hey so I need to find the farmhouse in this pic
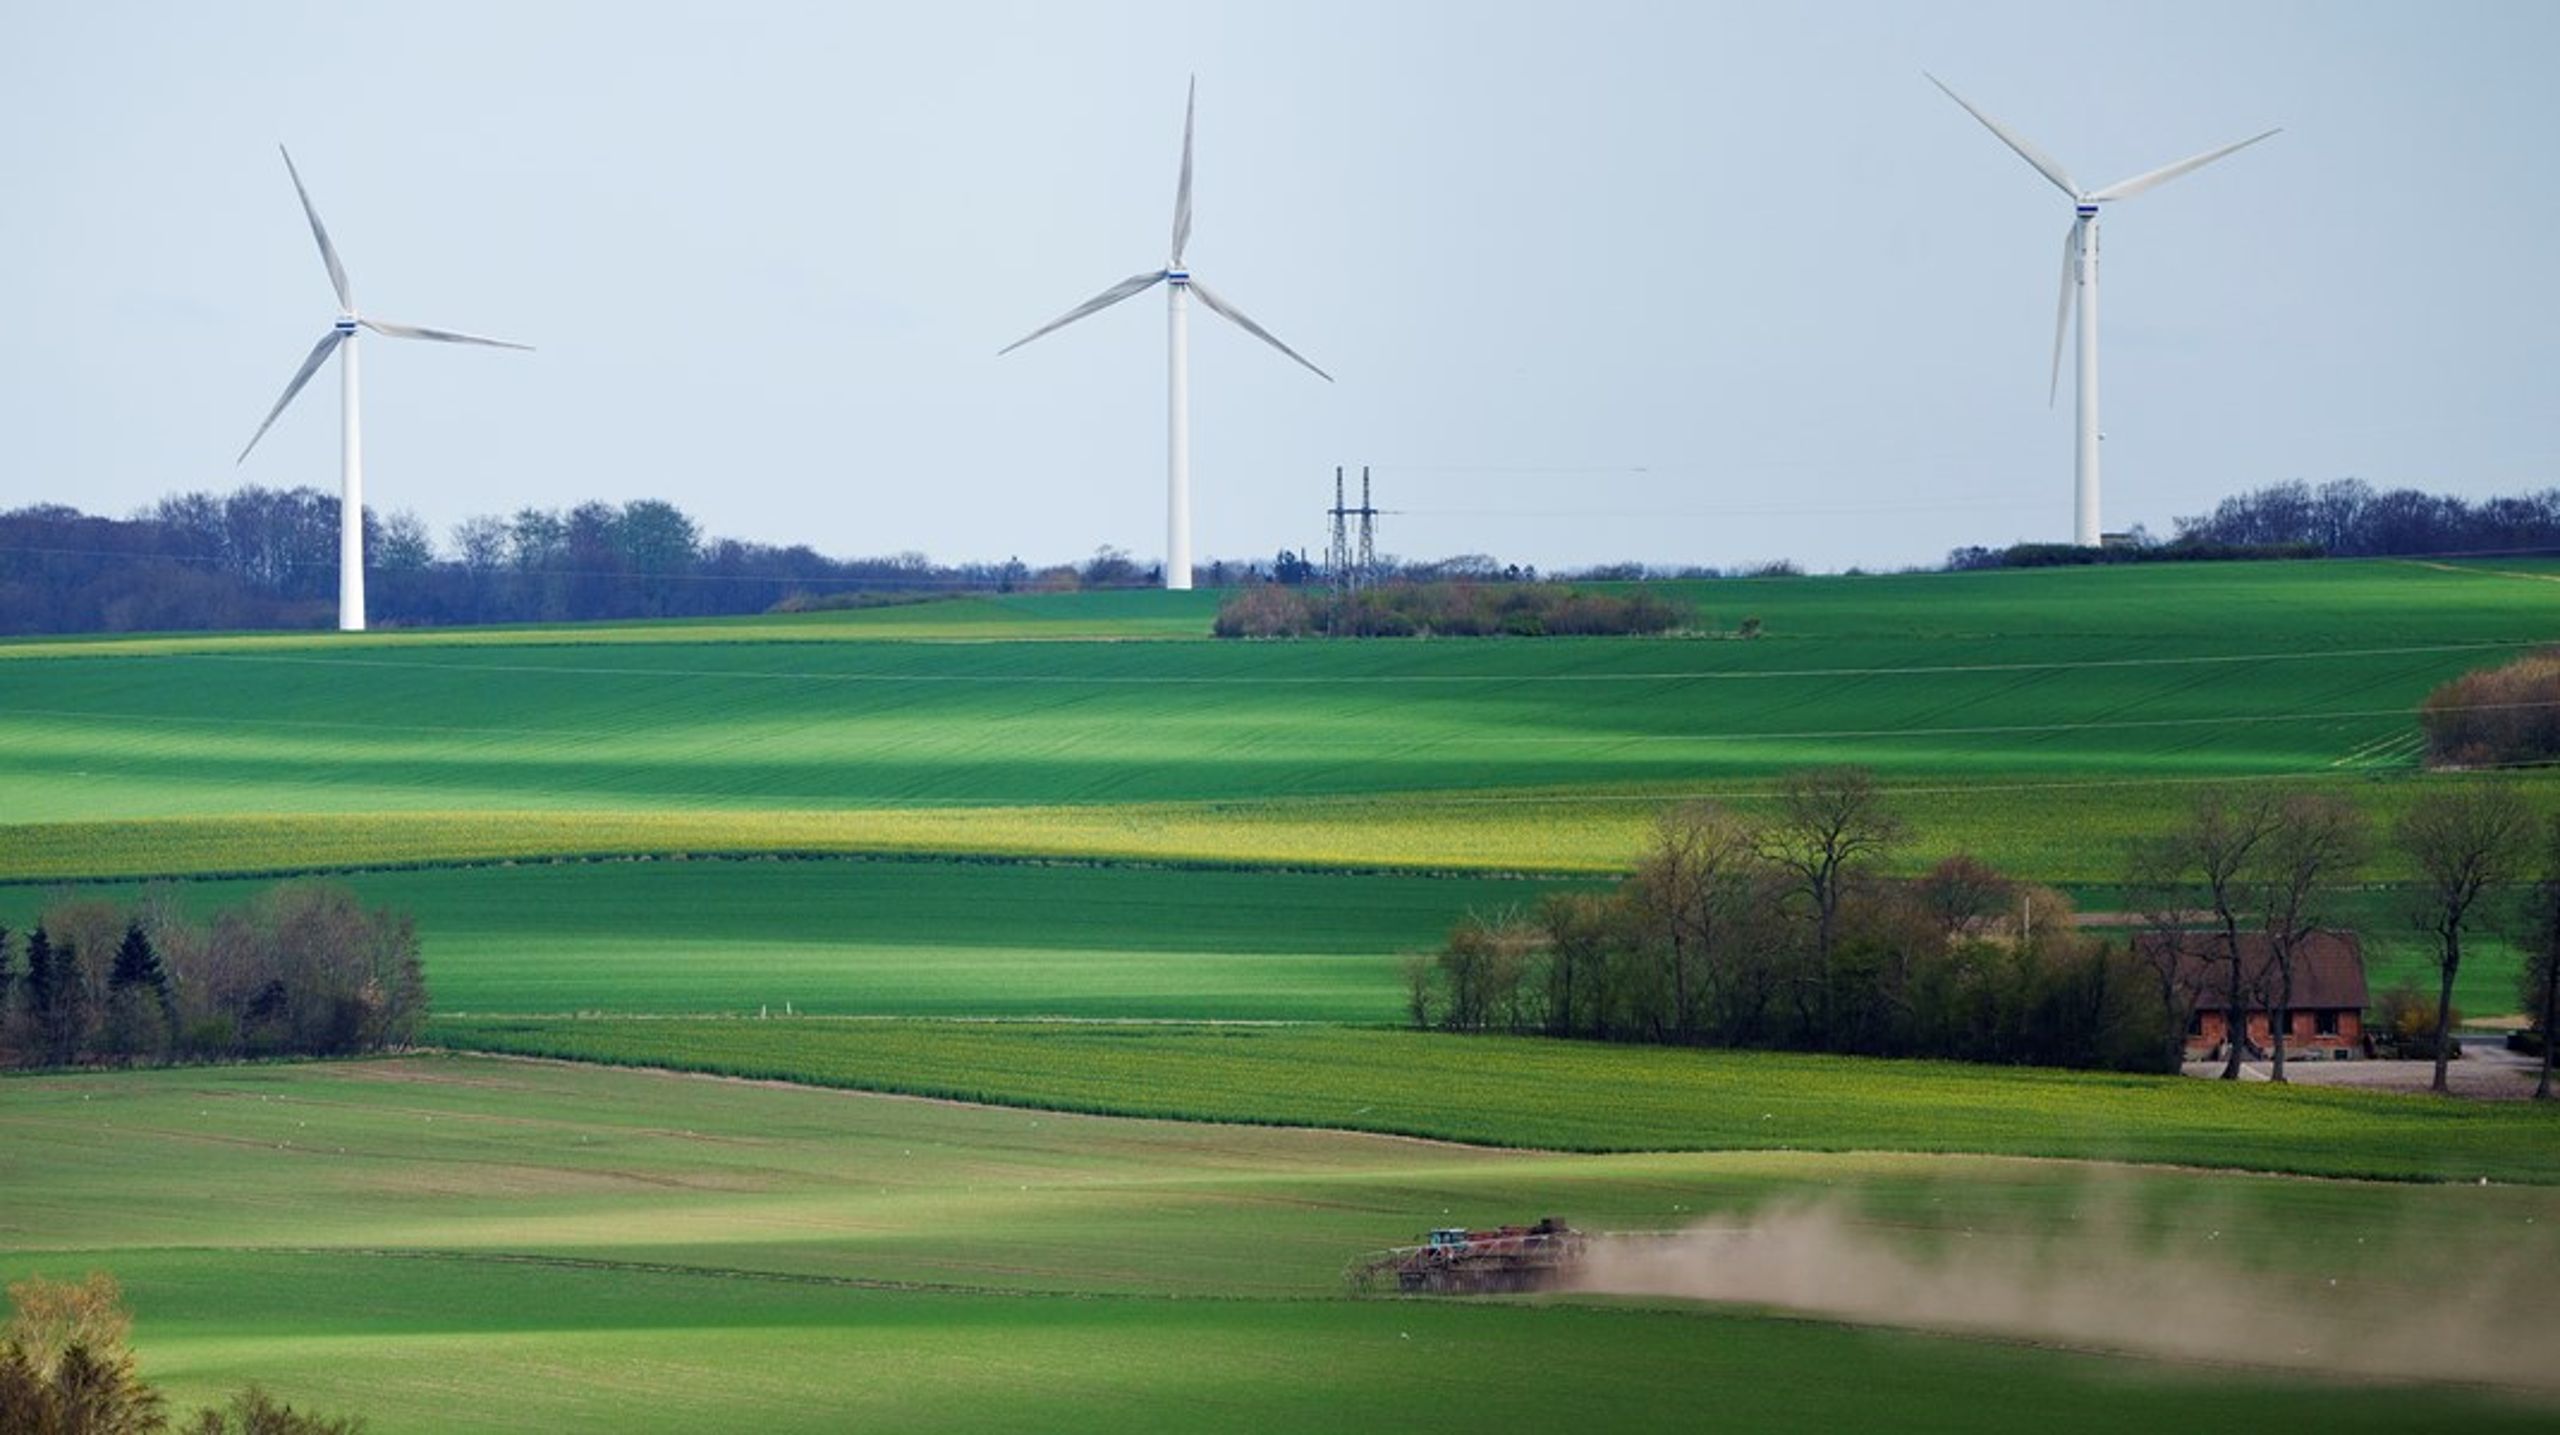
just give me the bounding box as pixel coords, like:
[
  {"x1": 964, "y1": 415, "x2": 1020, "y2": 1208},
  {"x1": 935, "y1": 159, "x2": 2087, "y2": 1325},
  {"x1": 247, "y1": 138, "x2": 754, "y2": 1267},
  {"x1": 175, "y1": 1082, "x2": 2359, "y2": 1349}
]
[{"x1": 2141, "y1": 931, "x2": 2370, "y2": 1061}]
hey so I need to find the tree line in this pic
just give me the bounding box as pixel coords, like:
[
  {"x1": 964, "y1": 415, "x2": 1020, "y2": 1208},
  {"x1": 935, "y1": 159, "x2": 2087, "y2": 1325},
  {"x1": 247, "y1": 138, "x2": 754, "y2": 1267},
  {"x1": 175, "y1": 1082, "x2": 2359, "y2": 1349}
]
[
  {"x1": 0, "y1": 491, "x2": 1165, "y2": 634},
  {"x1": 2170, "y1": 479, "x2": 2560, "y2": 557},
  {"x1": 1945, "y1": 480, "x2": 2560, "y2": 570},
  {"x1": 0, "y1": 483, "x2": 1725, "y2": 639},
  {"x1": 1412, "y1": 768, "x2": 2560, "y2": 1096},
  {"x1": 0, "y1": 882, "x2": 424, "y2": 1069},
  {"x1": 1410, "y1": 768, "x2": 2171, "y2": 1071}
]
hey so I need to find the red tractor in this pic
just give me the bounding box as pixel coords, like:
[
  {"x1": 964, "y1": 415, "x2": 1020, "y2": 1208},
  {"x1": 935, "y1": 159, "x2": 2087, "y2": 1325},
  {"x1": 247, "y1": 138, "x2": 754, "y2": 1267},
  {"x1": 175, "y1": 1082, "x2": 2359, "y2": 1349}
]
[{"x1": 1348, "y1": 1217, "x2": 1586, "y2": 1295}]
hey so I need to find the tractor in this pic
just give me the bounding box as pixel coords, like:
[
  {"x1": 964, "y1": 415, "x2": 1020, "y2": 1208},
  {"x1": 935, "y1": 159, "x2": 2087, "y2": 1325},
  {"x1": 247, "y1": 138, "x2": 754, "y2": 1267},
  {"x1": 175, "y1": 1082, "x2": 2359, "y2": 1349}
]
[{"x1": 1347, "y1": 1217, "x2": 1586, "y2": 1295}]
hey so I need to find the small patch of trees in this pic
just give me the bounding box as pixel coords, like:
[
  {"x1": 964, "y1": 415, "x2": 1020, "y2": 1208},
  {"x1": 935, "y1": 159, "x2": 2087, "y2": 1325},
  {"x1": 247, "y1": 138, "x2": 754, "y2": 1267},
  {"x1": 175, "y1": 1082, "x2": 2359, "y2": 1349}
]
[
  {"x1": 2417, "y1": 648, "x2": 2560, "y2": 769},
  {"x1": 0, "y1": 1273, "x2": 366, "y2": 1435},
  {"x1": 1214, "y1": 581, "x2": 1698, "y2": 639},
  {"x1": 0, "y1": 882, "x2": 424, "y2": 1071},
  {"x1": 1407, "y1": 772, "x2": 2169, "y2": 1071}
]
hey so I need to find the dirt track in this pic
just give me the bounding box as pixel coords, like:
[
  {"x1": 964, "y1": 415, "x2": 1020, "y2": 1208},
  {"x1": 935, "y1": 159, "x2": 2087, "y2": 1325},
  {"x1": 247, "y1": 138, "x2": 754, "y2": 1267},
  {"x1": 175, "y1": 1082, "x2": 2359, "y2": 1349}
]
[{"x1": 2183, "y1": 1041, "x2": 2550, "y2": 1100}]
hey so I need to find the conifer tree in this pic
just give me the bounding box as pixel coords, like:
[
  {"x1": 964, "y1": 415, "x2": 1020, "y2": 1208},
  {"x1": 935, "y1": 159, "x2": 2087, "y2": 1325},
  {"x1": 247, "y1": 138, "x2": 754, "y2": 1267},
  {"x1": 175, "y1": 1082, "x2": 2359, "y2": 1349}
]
[
  {"x1": 104, "y1": 923, "x2": 173, "y2": 1064},
  {"x1": 22, "y1": 928, "x2": 90, "y2": 1067}
]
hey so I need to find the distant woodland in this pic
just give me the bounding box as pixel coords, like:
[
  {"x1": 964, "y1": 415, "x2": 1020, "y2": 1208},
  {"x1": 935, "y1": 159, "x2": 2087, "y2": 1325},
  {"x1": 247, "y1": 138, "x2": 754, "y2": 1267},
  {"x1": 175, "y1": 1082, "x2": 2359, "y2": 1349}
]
[
  {"x1": 1950, "y1": 480, "x2": 2560, "y2": 569},
  {"x1": 3, "y1": 478, "x2": 2556, "y2": 635},
  {"x1": 0, "y1": 489, "x2": 1068, "y2": 633}
]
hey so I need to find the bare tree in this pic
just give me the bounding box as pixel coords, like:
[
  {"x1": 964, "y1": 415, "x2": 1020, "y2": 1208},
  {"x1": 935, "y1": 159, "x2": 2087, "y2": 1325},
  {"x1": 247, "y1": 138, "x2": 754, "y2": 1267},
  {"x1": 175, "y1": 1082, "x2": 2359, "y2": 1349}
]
[
  {"x1": 1536, "y1": 890, "x2": 1626, "y2": 1039},
  {"x1": 2251, "y1": 793, "x2": 2369, "y2": 1083},
  {"x1": 2526, "y1": 814, "x2": 2560, "y2": 1102},
  {"x1": 1629, "y1": 801, "x2": 1763, "y2": 1043},
  {"x1": 2125, "y1": 844, "x2": 2213, "y2": 1070},
  {"x1": 1756, "y1": 767, "x2": 1907, "y2": 1044},
  {"x1": 2134, "y1": 787, "x2": 2284, "y2": 1079},
  {"x1": 1435, "y1": 907, "x2": 1541, "y2": 1034},
  {"x1": 2396, "y1": 783, "x2": 2536, "y2": 1094},
  {"x1": 1915, "y1": 853, "x2": 2014, "y2": 942}
]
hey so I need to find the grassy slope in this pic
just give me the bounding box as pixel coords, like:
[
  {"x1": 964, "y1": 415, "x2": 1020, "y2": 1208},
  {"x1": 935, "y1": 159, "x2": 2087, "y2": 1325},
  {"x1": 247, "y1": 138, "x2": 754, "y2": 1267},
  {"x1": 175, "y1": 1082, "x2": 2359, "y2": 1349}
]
[
  {"x1": 427, "y1": 1018, "x2": 2560, "y2": 1183},
  {"x1": 8, "y1": 858, "x2": 2529, "y2": 1021},
  {"x1": 4, "y1": 560, "x2": 2554, "y2": 884},
  {"x1": 0, "y1": 860, "x2": 1587, "y2": 1020},
  {"x1": 8, "y1": 1058, "x2": 2552, "y2": 1433},
  {"x1": 11, "y1": 565, "x2": 2556, "y2": 1431}
]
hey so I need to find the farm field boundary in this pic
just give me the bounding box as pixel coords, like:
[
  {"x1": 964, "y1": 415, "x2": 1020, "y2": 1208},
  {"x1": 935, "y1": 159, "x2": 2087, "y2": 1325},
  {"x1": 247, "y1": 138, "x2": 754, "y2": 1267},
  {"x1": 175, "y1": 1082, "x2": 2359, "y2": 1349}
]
[{"x1": 426, "y1": 1018, "x2": 2560, "y2": 1183}]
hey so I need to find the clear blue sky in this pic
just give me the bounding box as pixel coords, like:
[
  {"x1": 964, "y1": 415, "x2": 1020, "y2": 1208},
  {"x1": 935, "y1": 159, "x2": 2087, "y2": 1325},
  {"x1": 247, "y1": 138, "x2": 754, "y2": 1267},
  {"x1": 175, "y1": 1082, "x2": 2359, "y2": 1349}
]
[{"x1": 2, "y1": 1, "x2": 2552, "y2": 573}]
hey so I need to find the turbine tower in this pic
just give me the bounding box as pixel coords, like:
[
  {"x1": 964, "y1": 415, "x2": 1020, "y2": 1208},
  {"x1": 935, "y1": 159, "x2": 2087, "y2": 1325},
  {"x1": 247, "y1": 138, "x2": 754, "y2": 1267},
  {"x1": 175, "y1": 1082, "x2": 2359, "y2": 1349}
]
[
  {"x1": 238, "y1": 146, "x2": 530, "y2": 631},
  {"x1": 1001, "y1": 79, "x2": 1330, "y2": 591},
  {"x1": 1928, "y1": 76, "x2": 2276, "y2": 547}
]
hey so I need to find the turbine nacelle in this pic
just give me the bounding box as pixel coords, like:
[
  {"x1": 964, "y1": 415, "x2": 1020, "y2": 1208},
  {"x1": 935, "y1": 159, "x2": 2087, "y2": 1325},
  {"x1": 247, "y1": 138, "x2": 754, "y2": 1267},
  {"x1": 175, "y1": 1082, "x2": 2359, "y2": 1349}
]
[{"x1": 333, "y1": 315, "x2": 360, "y2": 335}]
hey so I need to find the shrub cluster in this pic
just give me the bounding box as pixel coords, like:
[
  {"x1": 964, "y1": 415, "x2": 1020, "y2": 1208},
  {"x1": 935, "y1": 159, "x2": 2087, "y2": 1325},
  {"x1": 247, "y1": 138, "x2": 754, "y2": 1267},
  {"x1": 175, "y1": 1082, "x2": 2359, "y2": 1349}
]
[
  {"x1": 1, "y1": 1273, "x2": 365, "y2": 1435},
  {"x1": 1215, "y1": 581, "x2": 1697, "y2": 639},
  {"x1": 0, "y1": 882, "x2": 425, "y2": 1070},
  {"x1": 2418, "y1": 648, "x2": 2560, "y2": 768}
]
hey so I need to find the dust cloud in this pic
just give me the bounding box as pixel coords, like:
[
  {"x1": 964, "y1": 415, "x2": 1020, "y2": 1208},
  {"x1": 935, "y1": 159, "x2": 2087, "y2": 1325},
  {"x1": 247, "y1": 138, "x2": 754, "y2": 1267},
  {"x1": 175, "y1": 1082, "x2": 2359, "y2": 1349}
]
[{"x1": 1570, "y1": 1196, "x2": 2558, "y2": 1394}]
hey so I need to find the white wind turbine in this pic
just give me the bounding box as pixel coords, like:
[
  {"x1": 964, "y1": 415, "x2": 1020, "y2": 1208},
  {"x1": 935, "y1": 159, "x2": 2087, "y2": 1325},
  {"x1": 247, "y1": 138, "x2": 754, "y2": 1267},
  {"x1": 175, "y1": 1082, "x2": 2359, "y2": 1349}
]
[
  {"x1": 1928, "y1": 76, "x2": 2277, "y2": 548},
  {"x1": 237, "y1": 146, "x2": 530, "y2": 631},
  {"x1": 1001, "y1": 79, "x2": 1331, "y2": 591}
]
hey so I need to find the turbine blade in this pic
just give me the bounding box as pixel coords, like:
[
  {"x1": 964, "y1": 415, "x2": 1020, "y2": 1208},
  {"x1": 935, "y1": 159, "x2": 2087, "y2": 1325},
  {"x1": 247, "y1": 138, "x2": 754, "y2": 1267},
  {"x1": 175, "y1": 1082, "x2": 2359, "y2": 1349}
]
[
  {"x1": 1925, "y1": 73, "x2": 2080, "y2": 198},
  {"x1": 2050, "y1": 219, "x2": 2079, "y2": 407},
  {"x1": 998, "y1": 270, "x2": 1167, "y2": 355},
  {"x1": 1171, "y1": 76, "x2": 1197, "y2": 266},
  {"x1": 2088, "y1": 128, "x2": 2281, "y2": 203},
  {"x1": 1187, "y1": 279, "x2": 1332, "y2": 382},
  {"x1": 237, "y1": 329, "x2": 346, "y2": 463},
  {"x1": 361, "y1": 317, "x2": 533, "y2": 350},
  {"x1": 279, "y1": 146, "x2": 353, "y2": 310}
]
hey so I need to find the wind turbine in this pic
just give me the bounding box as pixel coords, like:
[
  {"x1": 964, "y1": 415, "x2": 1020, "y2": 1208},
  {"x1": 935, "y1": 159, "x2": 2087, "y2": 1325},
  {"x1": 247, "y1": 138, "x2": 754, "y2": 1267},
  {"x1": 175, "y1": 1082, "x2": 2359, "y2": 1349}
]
[
  {"x1": 1928, "y1": 75, "x2": 2276, "y2": 548},
  {"x1": 1001, "y1": 78, "x2": 1331, "y2": 591},
  {"x1": 238, "y1": 146, "x2": 529, "y2": 631}
]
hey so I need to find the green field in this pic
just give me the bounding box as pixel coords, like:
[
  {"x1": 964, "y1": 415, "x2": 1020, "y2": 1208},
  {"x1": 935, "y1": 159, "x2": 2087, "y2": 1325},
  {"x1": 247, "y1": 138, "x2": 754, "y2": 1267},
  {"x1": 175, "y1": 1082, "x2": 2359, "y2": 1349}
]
[
  {"x1": 428, "y1": 1017, "x2": 2560, "y2": 1182},
  {"x1": 3, "y1": 859, "x2": 2529, "y2": 1025},
  {"x1": 4, "y1": 561, "x2": 2555, "y2": 884},
  {"x1": 0, "y1": 860, "x2": 1584, "y2": 1020},
  {"x1": 7, "y1": 1058, "x2": 2554, "y2": 1432},
  {"x1": 9, "y1": 561, "x2": 2560, "y2": 1430}
]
